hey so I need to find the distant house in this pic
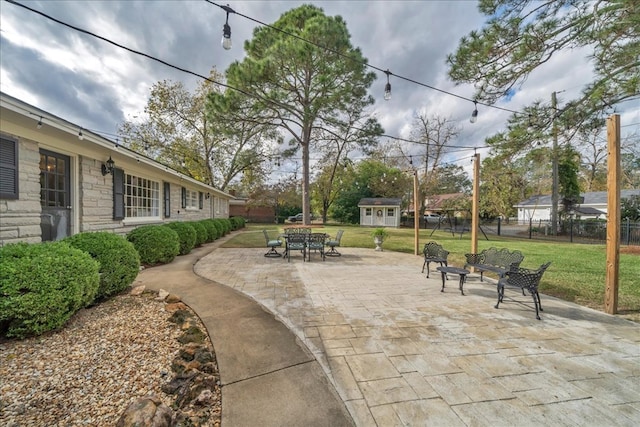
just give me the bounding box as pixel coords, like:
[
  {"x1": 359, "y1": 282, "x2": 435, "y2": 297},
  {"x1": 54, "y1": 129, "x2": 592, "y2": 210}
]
[
  {"x1": 0, "y1": 92, "x2": 233, "y2": 245},
  {"x1": 514, "y1": 190, "x2": 640, "y2": 222},
  {"x1": 358, "y1": 198, "x2": 401, "y2": 228}
]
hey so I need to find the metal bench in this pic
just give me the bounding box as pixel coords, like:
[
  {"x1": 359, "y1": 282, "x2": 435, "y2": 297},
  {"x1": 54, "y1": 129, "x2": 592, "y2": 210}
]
[
  {"x1": 464, "y1": 247, "x2": 524, "y2": 281},
  {"x1": 495, "y1": 262, "x2": 552, "y2": 320},
  {"x1": 421, "y1": 241, "x2": 449, "y2": 278}
]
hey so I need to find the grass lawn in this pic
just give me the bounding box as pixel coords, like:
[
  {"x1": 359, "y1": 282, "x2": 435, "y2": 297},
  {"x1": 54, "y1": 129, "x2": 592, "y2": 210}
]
[{"x1": 224, "y1": 223, "x2": 640, "y2": 321}]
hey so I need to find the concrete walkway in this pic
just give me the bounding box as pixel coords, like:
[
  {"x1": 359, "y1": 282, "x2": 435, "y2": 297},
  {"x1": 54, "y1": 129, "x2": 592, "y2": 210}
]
[{"x1": 136, "y1": 234, "x2": 640, "y2": 426}]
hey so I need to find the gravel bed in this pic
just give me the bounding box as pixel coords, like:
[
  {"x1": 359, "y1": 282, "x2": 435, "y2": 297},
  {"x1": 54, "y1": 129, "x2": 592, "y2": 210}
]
[{"x1": 0, "y1": 292, "x2": 213, "y2": 426}]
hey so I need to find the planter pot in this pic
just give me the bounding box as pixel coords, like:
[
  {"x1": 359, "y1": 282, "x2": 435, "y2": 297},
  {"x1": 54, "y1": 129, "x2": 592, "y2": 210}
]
[{"x1": 374, "y1": 236, "x2": 384, "y2": 251}]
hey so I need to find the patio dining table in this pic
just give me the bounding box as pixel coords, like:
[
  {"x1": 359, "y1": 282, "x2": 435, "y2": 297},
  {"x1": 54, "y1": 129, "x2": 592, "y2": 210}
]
[{"x1": 280, "y1": 229, "x2": 328, "y2": 261}]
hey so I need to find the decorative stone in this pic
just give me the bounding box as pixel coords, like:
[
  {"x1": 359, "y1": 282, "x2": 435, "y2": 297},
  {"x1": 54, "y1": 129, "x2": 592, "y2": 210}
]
[
  {"x1": 165, "y1": 302, "x2": 189, "y2": 313},
  {"x1": 165, "y1": 294, "x2": 181, "y2": 303},
  {"x1": 116, "y1": 395, "x2": 173, "y2": 427},
  {"x1": 130, "y1": 285, "x2": 145, "y2": 296},
  {"x1": 157, "y1": 289, "x2": 169, "y2": 301}
]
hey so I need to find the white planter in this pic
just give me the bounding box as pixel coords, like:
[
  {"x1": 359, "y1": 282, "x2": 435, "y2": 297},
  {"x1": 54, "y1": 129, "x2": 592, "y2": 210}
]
[{"x1": 374, "y1": 236, "x2": 384, "y2": 251}]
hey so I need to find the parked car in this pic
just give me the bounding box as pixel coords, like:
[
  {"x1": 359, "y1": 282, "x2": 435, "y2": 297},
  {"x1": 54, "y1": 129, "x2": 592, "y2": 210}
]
[
  {"x1": 288, "y1": 213, "x2": 315, "y2": 222},
  {"x1": 423, "y1": 214, "x2": 441, "y2": 223}
]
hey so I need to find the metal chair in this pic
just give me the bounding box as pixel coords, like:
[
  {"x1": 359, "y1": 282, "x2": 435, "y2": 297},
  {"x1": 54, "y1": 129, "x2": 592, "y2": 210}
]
[
  {"x1": 307, "y1": 233, "x2": 326, "y2": 261},
  {"x1": 262, "y1": 229, "x2": 283, "y2": 257},
  {"x1": 285, "y1": 233, "x2": 307, "y2": 262},
  {"x1": 421, "y1": 241, "x2": 449, "y2": 278},
  {"x1": 325, "y1": 229, "x2": 344, "y2": 257},
  {"x1": 496, "y1": 262, "x2": 551, "y2": 320}
]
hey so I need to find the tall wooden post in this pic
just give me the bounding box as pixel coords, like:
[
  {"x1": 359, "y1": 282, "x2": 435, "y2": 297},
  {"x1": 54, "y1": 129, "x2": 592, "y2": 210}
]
[
  {"x1": 471, "y1": 153, "x2": 480, "y2": 256},
  {"x1": 414, "y1": 170, "x2": 419, "y2": 256},
  {"x1": 605, "y1": 114, "x2": 620, "y2": 314}
]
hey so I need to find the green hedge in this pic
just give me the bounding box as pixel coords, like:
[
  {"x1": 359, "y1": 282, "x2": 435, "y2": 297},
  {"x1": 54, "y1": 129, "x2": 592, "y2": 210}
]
[
  {"x1": 127, "y1": 225, "x2": 180, "y2": 265},
  {"x1": 65, "y1": 232, "x2": 140, "y2": 301},
  {"x1": 230, "y1": 216, "x2": 246, "y2": 230},
  {"x1": 189, "y1": 221, "x2": 208, "y2": 247},
  {"x1": 165, "y1": 222, "x2": 197, "y2": 255},
  {"x1": 212, "y1": 219, "x2": 226, "y2": 237},
  {"x1": 0, "y1": 242, "x2": 100, "y2": 339},
  {"x1": 199, "y1": 219, "x2": 218, "y2": 242}
]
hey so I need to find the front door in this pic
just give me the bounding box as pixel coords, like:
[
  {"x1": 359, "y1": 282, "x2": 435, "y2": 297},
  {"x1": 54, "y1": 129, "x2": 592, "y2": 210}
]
[{"x1": 39, "y1": 149, "x2": 71, "y2": 241}]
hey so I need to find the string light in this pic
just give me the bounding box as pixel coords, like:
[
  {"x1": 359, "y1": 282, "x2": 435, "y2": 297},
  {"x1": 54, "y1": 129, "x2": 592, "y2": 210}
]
[
  {"x1": 470, "y1": 101, "x2": 478, "y2": 124},
  {"x1": 78, "y1": 128, "x2": 84, "y2": 140},
  {"x1": 221, "y1": 4, "x2": 234, "y2": 50},
  {"x1": 384, "y1": 70, "x2": 392, "y2": 101},
  {"x1": 37, "y1": 116, "x2": 43, "y2": 129}
]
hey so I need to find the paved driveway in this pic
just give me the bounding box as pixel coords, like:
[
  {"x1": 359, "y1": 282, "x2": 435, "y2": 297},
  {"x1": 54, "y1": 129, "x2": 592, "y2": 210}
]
[{"x1": 195, "y1": 246, "x2": 640, "y2": 426}]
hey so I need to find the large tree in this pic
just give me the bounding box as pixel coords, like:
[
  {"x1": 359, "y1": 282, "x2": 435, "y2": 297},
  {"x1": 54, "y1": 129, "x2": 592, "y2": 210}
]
[
  {"x1": 119, "y1": 68, "x2": 277, "y2": 190},
  {"x1": 447, "y1": 0, "x2": 639, "y2": 122},
  {"x1": 223, "y1": 5, "x2": 380, "y2": 225}
]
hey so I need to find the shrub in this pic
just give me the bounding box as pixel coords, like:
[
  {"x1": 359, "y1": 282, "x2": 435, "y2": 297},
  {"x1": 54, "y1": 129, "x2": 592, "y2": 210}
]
[
  {"x1": 230, "y1": 216, "x2": 246, "y2": 230},
  {"x1": 127, "y1": 225, "x2": 180, "y2": 265},
  {"x1": 165, "y1": 222, "x2": 197, "y2": 255},
  {"x1": 212, "y1": 219, "x2": 226, "y2": 237},
  {"x1": 65, "y1": 232, "x2": 140, "y2": 301},
  {"x1": 189, "y1": 221, "x2": 208, "y2": 247},
  {"x1": 0, "y1": 242, "x2": 100, "y2": 339},
  {"x1": 216, "y1": 218, "x2": 231, "y2": 235},
  {"x1": 199, "y1": 219, "x2": 218, "y2": 242}
]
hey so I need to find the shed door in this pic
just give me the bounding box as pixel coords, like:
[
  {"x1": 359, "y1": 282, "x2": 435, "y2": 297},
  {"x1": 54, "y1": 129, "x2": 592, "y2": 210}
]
[{"x1": 39, "y1": 149, "x2": 71, "y2": 241}]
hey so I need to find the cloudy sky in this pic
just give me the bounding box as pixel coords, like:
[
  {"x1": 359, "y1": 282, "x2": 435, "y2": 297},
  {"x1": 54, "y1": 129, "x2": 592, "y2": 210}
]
[{"x1": 1, "y1": 0, "x2": 638, "y2": 174}]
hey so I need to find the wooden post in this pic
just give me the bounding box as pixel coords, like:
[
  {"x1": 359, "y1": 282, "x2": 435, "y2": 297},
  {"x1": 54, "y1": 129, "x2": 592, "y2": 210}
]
[
  {"x1": 471, "y1": 153, "x2": 480, "y2": 257},
  {"x1": 414, "y1": 170, "x2": 419, "y2": 256},
  {"x1": 605, "y1": 114, "x2": 620, "y2": 314}
]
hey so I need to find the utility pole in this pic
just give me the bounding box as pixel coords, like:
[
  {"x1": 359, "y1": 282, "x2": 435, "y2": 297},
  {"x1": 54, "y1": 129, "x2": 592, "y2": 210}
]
[{"x1": 551, "y1": 91, "x2": 559, "y2": 235}]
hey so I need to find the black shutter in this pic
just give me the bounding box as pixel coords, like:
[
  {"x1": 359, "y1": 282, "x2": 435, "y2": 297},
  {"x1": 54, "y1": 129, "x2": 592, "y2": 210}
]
[
  {"x1": 199, "y1": 191, "x2": 203, "y2": 209},
  {"x1": 0, "y1": 137, "x2": 19, "y2": 199},
  {"x1": 181, "y1": 187, "x2": 186, "y2": 208},
  {"x1": 113, "y1": 168, "x2": 125, "y2": 220},
  {"x1": 164, "y1": 182, "x2": 171, "y2": 218}
]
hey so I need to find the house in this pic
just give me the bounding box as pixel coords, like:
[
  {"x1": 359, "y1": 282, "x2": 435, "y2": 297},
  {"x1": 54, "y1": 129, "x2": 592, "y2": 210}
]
[
  {"x1": 514, "y1": 190, "x2": 640, "y2": 222},
  {"x1": 0, "y1": 92, "x2": 233, "y2": 246},
  {"x1": 358, "y1": 198, "x2": 401, "y2": 228}
]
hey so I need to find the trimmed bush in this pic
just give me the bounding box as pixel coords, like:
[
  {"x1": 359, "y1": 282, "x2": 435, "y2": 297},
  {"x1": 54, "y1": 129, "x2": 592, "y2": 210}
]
[
  {"x1": 65, "y1": 232, "x2": 140, "y2": 301},
  {"x1": 199, "y1": 219, "x2": 218, "y2": 242},
  {"x1": 212, "y1": 219, "x2": 225, "y2": 237},
  {"x1": 0, "y1": 242, "x2": 100, "y2": 339},
  {"x1": 165, "y1": 222, "x2": 197, "y2": 255},
  {"x1": 127, "y1": 225, "x2": 180, "y2": 265},
  {"x1": 230, "y1": 216, "x2": 246, "y2": 230},
  {"x1": 189, "y1": 221, "x2": 208, "y2": 247},
  {"x1": 215, "y1": 218, "x2": 231, "y2": 235}
]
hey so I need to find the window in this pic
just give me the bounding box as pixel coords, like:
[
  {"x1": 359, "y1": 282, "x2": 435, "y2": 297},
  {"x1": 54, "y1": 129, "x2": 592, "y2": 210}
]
[
  {"x1": 365, "y1": 208, "x2": 372, "y2": 216},
  {"x1": 387, "y1": 208, "x2": 395, "y2": 217},
  {"x1": 185, "y1": 189, "x2": 199, "y2": 209},
  {"x1": 0, "y1": 136, "x2": 19, "y2": 199},
  {"x1": 125, "y1": 174, "x2": 160, "y2": 218}
]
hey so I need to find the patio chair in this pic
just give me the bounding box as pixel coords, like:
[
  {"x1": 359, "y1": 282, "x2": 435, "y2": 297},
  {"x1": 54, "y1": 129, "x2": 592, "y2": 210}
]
[
  {"x1": 421, "y1": 241, "x2": 449, "y2": 278},
  {"x1": 325, "y1": 229, "x2": 344, "y2": 257},
  {"x1": 285, "y1": 233, "x2": 307, "y2": 262},
  {"x1": 262, "y1": 229, "x2": 283, "y2": 257},
  {"x1": 307, "y1": 233, "x2": 326, "y2": 261},
  {"x1": 495, "y1": 262, "x2": 551, "y2": 320}
]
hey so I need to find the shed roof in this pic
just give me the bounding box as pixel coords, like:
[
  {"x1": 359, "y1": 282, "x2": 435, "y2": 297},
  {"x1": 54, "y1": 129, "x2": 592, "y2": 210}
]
[{"x1": 358, "y1": 198, "x2": 402, "y2": 207}]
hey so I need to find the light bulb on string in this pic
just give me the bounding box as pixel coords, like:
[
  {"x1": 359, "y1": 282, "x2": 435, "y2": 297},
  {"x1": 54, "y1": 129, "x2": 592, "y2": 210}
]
[
  {"x1": 470, "y1": 101, "x2": 478, "y2": 124},
  {"x1": 221, "y1": 4, "x2": 234, "y2": 50},
  {"x1": 384, "y1": 69, "x2": 392, "y2": 101}
]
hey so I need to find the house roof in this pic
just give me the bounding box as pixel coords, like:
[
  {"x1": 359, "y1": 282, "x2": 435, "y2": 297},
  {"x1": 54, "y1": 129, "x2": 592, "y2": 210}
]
[
  {"x1": 424, "y1": 193, "x2": 468, "y2": 210},
  {"x1": 515, "y1": 190, "x2": 640, "y2": 207},
  {"x1": 358, "y1": 198, "x2": 402, "y2": 207},
  {"x1": 574, "y1": 206, "x2": 606, "y2": 216},
  {"x1": 1, "y1": 91, "x2": 233, "y2": 200}
]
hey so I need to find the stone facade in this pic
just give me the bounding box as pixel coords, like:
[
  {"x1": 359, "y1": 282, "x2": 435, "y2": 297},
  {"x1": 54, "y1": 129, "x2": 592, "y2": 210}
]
[{"x1": 0, "y1": 92, "x2": 233, "y2": 246}]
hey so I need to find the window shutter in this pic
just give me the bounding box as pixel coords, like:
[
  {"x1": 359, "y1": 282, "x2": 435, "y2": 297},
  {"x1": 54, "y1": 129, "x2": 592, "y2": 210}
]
[
  {"x1": 113, "y1": 168, "x2": 125, "y2": 220},
  {"x1": 181, "y1": 187, "x2": 186, "y2": 208},
  {"x1": 199, "y1": 192, "x2": 203, "y2": 209},
  {"x1": 164, "y1": 182, "x2": 171, "y2": 218},
  {"x1": 0, "y1": 137, "x2": 19, "y2": 199}
]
